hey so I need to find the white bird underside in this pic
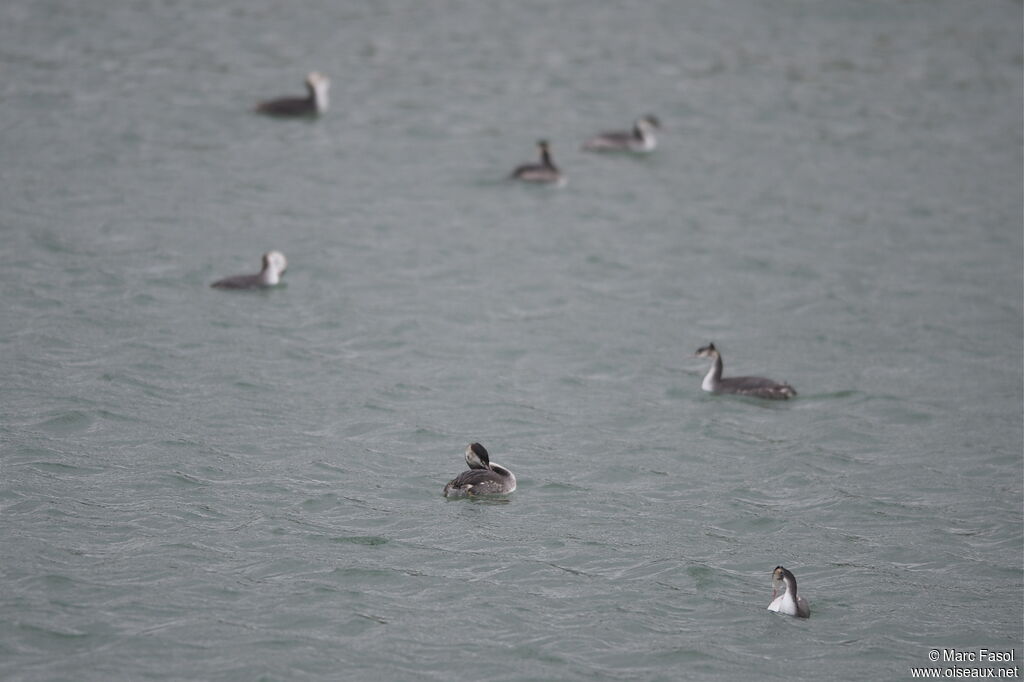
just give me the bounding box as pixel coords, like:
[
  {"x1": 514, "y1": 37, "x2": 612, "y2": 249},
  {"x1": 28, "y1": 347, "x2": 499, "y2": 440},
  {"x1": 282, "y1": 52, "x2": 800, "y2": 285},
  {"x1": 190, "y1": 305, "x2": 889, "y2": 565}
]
[{"x1": 768, "y1": 592, "x2": 810, "y2": 618}]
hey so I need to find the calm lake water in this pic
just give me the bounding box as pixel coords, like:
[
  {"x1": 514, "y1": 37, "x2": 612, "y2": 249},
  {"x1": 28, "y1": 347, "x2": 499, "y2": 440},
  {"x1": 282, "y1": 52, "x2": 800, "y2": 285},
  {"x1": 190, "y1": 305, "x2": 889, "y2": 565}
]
[{"x1": 1, "y1": 1, "x2": 1021, "y2": 680}]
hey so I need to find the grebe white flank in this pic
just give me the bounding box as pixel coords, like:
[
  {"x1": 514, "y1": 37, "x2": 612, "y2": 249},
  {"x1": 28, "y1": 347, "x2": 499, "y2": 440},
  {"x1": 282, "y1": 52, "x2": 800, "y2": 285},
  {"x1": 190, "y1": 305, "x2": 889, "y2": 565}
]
[
  {"x1": 695, "y1": 343, "x2": 796, "y2": 400},
  {"x1": 211, "y1": 251, "x2": 287, "y2": 290},
  {"x1": 767, "y1": 566, "x2": 810, "y2": 618},
  {"x1": 443, "y1": 443, "x2": 517, "y2": 498}
]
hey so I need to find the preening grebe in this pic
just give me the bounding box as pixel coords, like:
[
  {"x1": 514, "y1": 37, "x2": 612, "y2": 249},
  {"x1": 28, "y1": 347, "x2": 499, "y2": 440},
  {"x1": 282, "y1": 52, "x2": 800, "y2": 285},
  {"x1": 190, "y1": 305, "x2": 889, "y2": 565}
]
[
  {"x1": 695, "y1": 343, "x2": 796, "y2": 400},
  {"x1": 256, "y1": 72, "x2": 330, "y2": 116},
  {"x1": 211, "y1": 251, "x2": 288, "y2": 289},
  {"x1": 767, "y1": 566, "x2": 810, "y2": 618},
  {"x1": 443, "y1": 443, "x2": 517, "y2": 498},
  {"x1": 510, "y1": 140, "x2": 563, "y2": 184},
  {"x1": 582, "y1": 115, "x2": 660, "y2": 153}
]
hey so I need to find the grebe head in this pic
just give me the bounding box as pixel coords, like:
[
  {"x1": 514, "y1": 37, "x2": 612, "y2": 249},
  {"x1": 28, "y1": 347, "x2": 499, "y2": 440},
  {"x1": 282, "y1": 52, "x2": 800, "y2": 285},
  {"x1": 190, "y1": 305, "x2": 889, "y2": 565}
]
[
  {"x1": 465, "y1": 442, "x2": 491, "y2": 470},
  {"x1": 771, "y1": 566, "x2": 797, "y2": 600},
  {"x1": 262, "y1": 251, "x2": 288, "y2": 277},
  {"x1": 695, "y1": 342, "x2": 719, "y2": 359},
  {"x1": 305, "y1": 72, "x2": 329, "y2": 91},
  {"x1": 637, "y1": 115, "x2": 661, "y2": 131}
]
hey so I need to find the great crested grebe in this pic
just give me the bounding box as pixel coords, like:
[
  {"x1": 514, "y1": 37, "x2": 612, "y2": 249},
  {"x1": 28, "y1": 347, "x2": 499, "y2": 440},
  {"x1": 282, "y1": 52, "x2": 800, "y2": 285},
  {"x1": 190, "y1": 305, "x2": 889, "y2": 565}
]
[
  {"x1": 695, "y1": 343, "x2": 796, "y2": 400},
  {"x1": 510, "y1": 140, "x2": 563, "y2": 184},
  {"x1": 211, "y1": 251, "x2": 288, "y2": 289},
  {"x1": 256, "y1": 72, "x2": 330, "y2": 117},
  {"x1": 582, "y1": 115, "x2": 661, "y2": 153},
  {"x1": 443, "y1": 443, "x2": 517, "y2": 498}
]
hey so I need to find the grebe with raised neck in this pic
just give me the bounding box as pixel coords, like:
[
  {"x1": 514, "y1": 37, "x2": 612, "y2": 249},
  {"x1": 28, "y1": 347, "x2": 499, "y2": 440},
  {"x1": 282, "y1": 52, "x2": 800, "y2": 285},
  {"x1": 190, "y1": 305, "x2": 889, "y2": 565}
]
[
  {"x1": 582, "y1": 115, "x2": 660, "y2": 153},
  {"x1": 256, "y1": 72, "x2": 330, "y2": 117},
  {"x1": 211, "y1": 251, "x2": 287, "y2": 289},
  {"x1": 767, "y1": 566, "x2": 810, "y2": 618},
  {"x1": 443, "y1": 443, "x2": 517, "y2": 498},
  {"x1": 695, "y1": 343, "x2": 796, "y2": 400},
  {"x1": 510, "y1": 140, "x2": 564, "y2": 184}
]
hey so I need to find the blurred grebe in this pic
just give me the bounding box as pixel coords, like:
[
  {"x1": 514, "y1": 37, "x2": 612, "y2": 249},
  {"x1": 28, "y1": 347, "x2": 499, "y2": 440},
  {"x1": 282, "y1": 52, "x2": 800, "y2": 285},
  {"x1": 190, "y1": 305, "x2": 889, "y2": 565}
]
[
  {"x1": 582, "y1": 115, "x2": 660, "y2": 153},
  {"x1": 256, "y1": 72, "x2": 330, "y2": 117},
  {"x1": 211, "y1": 251, "x2": 287, "y2": 289},
  {"x1": 510, "y1": 140, "x2": 563, "y2": 184}
]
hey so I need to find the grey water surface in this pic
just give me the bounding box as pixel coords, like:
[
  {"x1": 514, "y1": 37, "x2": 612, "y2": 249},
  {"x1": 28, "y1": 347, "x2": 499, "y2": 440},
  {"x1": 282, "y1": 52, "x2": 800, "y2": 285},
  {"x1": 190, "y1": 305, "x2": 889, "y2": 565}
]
[{"x1": 1, "y1": 1, "x2": 1021, "y2": 680}]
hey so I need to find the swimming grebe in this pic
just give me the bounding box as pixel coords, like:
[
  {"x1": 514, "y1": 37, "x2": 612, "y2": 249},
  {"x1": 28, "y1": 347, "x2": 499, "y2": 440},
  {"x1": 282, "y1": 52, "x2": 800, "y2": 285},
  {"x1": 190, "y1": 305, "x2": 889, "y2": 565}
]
[
  {"x1": 211, "y1": 251, "x2": 287, "y2": 289},
  {"x1": 510, "y1": 140, "x2": 563, "y2": 184},
  {"x1": 695, "y1": 343, "x2": 796, "y2": 400},
  {"x1": 582, "y1": 115, "x2": 661, "y2": 153},
  {"x1": 256, "y1": 72, "x2": 330, "y2": 116},
  {"x1": 767, "y1": 566, "x2": 810, "y2": 618},
  {"x1": 443, "y1": 443, "x2": 517, "y2": 498}
]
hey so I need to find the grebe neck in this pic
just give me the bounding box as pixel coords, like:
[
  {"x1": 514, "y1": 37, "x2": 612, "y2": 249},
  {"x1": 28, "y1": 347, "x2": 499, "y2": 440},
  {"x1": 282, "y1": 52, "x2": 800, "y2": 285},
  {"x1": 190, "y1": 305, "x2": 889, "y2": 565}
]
[
  {"x1": 701, "y1": 355, "x2": 722, "y2": 392},
  {"x1": 541, "y1": 148, "x2": 555, "y2": 169},
  {"x1": 309, "y1": 85, "x2": 328, "y2": 114},
  {"x1": 261, "y1": 267, "x2": 281, "y2": 286}
]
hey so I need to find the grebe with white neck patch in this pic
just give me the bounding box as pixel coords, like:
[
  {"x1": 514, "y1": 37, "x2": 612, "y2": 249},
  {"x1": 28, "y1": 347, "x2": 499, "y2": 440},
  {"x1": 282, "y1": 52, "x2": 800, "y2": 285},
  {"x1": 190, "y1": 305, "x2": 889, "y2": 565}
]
[
  {"x1": 510, "y1": 140, "x2": 564, "y2": 185},
  {"x1": 211, "y1": 251, "x2": 287, "y2": 289},
  {"x1": 695, "y1": 343, "x2": 796, "y2": 400},
  {"x1": 256, "y1": 72, "x2": 330, "y2": 117},
  {"x1": 443, "y1": 443, "x2": 517, "y2": 498},
  {"x1": 582, "y1": 115, "x2": 661, "y2": 153},
  {"x1": 767, "y1": 566, "x2": 810, "y2": 618}
]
